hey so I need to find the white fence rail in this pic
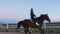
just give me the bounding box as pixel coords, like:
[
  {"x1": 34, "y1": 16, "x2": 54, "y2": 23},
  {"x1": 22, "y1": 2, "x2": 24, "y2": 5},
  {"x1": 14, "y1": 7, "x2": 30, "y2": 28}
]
[{"x1": 0, "y1": 23, "x2": 60, "y2": 29}]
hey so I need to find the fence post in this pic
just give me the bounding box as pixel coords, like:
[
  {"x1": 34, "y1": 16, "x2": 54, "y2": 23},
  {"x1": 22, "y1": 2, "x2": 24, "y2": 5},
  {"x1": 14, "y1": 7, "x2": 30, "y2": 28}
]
[
  {"x1": 44, "y1": 23, "x2": 46, "y2": 30},
  {"x1": 7, "y1": 23, "x2": 8, "y2": 30}
]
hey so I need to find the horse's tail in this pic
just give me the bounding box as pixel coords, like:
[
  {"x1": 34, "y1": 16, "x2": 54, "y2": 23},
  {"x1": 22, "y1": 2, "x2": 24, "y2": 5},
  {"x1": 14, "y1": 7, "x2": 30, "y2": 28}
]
[{"x1": 16, "y1": 21, "x2": 23, "y2": 29}]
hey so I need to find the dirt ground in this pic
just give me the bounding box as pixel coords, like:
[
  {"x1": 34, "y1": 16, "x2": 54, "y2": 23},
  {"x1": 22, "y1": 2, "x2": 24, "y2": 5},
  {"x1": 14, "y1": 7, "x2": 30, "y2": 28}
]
[{"x1": 0, "y1": 32, "x2": 59, "y2": 34}]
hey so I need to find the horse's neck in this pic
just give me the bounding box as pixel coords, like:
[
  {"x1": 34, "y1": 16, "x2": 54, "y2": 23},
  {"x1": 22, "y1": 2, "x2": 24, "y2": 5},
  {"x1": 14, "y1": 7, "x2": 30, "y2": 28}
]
[
  {"x1": 39, "y1": 17, "x2": 45, "y2": 23},
  {"x1": 38, "y1": 18, "x2": 45, "y2": 27},
  {"x1": 39, "y1": 17, "x2": 46, "y2": 26}
]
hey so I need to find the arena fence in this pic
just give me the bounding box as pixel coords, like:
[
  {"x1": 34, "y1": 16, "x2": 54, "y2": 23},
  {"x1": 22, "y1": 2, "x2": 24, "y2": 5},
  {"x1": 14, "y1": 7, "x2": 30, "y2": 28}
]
[{"x1": 0, "y1": 23, "x2": 60, "y2": 33}]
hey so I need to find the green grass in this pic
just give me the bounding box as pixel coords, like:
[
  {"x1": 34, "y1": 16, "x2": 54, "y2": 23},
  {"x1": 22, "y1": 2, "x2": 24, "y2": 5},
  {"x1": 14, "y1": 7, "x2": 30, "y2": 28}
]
[
  {"x1": 0, "y1": 28, "x2": 60, "y2": 32},
  {"x1": 31, "y1": 28, "x2": 40, "y2": 32},
  {"x1": 47, "y1": 28, "x2": 60, "y2": 33},
  {"x1": 30, "y1": 28, "x2": 60, "y2": 32}
]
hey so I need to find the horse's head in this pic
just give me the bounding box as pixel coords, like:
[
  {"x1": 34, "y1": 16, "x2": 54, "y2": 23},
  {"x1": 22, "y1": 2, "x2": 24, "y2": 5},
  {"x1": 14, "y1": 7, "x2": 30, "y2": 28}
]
[{"x1": 38, "y1": 14, "x2": 51, "y2": 22}]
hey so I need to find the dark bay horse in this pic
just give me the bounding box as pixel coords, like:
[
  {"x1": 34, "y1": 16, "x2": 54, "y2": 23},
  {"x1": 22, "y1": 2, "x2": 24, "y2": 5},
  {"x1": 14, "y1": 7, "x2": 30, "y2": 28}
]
[{"x1": 16, "y1": 14, "x2": 51, "y2": 34}]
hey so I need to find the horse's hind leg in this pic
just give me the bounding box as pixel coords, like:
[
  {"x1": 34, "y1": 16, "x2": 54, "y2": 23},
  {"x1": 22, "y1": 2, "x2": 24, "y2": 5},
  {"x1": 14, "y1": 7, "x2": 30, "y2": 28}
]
[
  {"x1": 24, "y1": 28, "x2": 27, "y2": 34},
  {"x1": 27, "y1": 27, "x2": 31, "y2": 34}
]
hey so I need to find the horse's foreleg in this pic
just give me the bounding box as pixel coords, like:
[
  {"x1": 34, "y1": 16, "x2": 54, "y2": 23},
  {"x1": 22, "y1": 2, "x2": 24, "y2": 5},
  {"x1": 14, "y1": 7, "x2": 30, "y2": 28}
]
[
  {"x1": 38, "y1": 27, "x2": 44, "y2": 34},
  {"x1": 41, "y1": 29, "x2": 44, "y2": 34}
]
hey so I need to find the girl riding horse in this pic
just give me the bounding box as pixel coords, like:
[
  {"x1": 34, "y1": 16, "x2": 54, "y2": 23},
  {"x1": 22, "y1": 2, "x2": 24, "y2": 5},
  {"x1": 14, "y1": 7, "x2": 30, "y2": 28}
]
[
  {"x1": 30, "y1": 8, "x2": 38, "y2": 27},
  {"x1": 16, "y1": 14, "x2": 51, "y2": 34}
]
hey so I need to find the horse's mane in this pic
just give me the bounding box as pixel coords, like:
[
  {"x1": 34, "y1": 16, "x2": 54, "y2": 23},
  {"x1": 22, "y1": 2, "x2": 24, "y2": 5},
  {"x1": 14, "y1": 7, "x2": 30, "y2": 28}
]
[{"x1": 37, "y1": 14, "x2": 48, "y2": 20}]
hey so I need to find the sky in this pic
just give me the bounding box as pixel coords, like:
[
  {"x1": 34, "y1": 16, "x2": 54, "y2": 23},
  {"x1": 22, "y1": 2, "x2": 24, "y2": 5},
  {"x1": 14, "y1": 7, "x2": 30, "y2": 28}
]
[{"x1": 0, "y1": 0, "x2": 60, "y2": 23}]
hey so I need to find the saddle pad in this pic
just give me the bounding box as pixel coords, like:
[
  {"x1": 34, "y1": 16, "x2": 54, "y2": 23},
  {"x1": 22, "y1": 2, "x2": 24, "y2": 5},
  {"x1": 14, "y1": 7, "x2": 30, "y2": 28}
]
[{"x1": 29, "y1": 19, "x2": 35, "y2": 24}]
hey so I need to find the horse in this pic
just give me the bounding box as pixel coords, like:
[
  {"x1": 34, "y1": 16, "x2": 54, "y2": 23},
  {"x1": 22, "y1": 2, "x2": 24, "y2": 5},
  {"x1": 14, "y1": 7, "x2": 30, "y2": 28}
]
[{"x1": 16, "y1": 14, "x2": 51, "y2": 34}]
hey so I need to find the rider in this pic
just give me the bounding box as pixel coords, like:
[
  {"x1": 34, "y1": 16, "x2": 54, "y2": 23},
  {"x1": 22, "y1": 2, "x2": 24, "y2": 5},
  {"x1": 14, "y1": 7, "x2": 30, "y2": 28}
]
[{"x1": 30, "y1": 8, "x2": 39, "y2": 27}]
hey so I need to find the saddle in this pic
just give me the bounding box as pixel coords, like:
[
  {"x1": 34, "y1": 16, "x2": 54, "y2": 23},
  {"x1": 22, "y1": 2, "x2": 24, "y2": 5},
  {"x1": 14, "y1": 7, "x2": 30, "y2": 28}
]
[
  {"x1": 29, "y1": 19, "x2": 39, "y2": 27},
  {"x1": 29, "y1": 19, "x2": 35, "y2": 24}
]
